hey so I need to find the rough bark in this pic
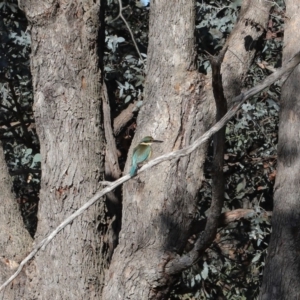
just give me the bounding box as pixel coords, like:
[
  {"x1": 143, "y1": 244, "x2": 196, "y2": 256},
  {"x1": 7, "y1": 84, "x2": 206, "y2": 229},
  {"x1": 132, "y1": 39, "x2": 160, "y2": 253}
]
[
  {"x1": 259, "y1": 1, "x2": 300, "y2": 299},
  {"x1": 103, "y1": 2, "x2": 207, "y2": 299},
  {"x1": 18, "y1": 1, "x2": 108, "y2": 298},
  {"x1": 102, "y1": 1, "x2": 271, "y2": 299},
  {"x1": 0, "y1": 142, "x2": 32, "y2": 299},
  {"x1": 222, "y1": 0, "x2": 272, "y2": 106}
]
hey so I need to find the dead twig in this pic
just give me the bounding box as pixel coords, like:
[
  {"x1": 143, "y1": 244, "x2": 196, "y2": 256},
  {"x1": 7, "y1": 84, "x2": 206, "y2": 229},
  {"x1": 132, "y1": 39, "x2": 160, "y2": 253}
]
[{"x1": 109, "y1": 0, "x2": 145, "y2": 67}]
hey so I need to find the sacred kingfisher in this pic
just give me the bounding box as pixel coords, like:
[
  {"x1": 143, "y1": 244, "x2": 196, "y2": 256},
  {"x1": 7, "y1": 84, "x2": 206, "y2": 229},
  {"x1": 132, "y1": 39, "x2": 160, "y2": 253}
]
[{"x1": 129, "y1": 136, "x2": 163, "y2": 176}]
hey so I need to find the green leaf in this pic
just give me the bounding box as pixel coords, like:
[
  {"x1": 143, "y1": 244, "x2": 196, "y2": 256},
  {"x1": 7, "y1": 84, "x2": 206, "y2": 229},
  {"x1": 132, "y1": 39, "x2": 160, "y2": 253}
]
[
  {"x1": 124, "y1": 95, "x2": 131, "y2": 103},
  {"x1": 32, "y1": 153, "x2": 41, "y2": 163},
  {"x1": 201, "y1": 262, "x2": 209, "y2": 280},
  {"x1": 252, "y1": 253, "x2": 261, "y2": 263},
  {"x1": 236, "y1": 177, "x2": 246, "y2": 193}
]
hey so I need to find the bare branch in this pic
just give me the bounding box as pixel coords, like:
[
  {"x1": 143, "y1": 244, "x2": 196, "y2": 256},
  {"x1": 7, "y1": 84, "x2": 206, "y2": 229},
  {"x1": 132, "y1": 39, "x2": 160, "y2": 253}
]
[
  {"x1": 220, "y1": 208, "x2": 272, "y2": 225},
  {"x1": 109, "y1": 0, "x2": 145, "y2": 67},
  {"x1": 203, "y1": 46, "x2": 228, "y2": 276},
  {"x1": 190, "y1": 208, "x2": 272, "y2": 236},
  {"x1": 113, "y1": 101, "x2": 137, "y2": 136},
  {"x1": 1, "y1": 51, "x2": 300, "y2": 291}
]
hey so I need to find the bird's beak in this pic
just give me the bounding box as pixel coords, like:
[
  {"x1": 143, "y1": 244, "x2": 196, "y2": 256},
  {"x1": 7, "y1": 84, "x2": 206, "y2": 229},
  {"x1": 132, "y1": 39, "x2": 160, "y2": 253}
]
[{"x1": 153, "y1": 139, "x2": 163, "y2": 143}]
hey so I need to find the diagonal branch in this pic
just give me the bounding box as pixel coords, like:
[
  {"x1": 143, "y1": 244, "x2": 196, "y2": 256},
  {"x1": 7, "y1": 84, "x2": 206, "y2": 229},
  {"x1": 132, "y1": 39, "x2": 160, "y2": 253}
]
[{"x1": 1, "y1": 51, "x2": 300, "y2": 291}]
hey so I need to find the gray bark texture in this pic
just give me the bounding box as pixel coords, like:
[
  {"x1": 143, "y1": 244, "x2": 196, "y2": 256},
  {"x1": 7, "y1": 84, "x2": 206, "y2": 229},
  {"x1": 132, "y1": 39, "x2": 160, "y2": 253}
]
[
  {"x1": 102, "y1": 0, "x2": 271, "y2": 299},
  {"x1": 259, "y1": 1, "x2": 300, "y2": 299},
  {"x1": 0, "y1": 143, "x2": 32, "y2": 299},
  {"x1": 221, "y1": 0, "x2": 272, "y2": 106},
  {"x1": 102, "y1": 3, "x2": 210, "y2": 299},
  {"x1": 18, "y1": 1, "x2": 108, "y2": 299}
]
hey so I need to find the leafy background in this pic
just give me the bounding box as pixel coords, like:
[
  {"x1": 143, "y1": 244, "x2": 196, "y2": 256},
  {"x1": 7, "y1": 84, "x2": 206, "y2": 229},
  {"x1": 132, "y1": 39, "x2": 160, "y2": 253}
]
[{"x1": 0, "y1": 0, "x2": 284, "y2": 298}]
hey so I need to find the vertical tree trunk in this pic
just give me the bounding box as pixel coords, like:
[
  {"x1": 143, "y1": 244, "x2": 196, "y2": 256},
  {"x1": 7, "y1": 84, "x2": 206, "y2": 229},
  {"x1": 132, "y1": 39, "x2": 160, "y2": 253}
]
[
  {"x1": 102, "y1": 1, "x2": 213, "y2": 299},
  {"x1": 0, "y1": 143, "x2": 32, "y2": 299},
  {"x1": 18, "y1": 1, "x2": 108, "y2": 298},
  {"x1": 259, "y1": 1, "x2": 300, "y2": 299},
  {"x1": 102, "y1": 0, "x2": 271, "y2": 299}
]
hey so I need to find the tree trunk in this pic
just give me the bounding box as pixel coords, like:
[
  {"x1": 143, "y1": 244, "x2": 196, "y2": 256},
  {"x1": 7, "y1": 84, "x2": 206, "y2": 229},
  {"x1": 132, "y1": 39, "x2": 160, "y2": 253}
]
[
  {"x1": 102, "y1": 0, "x2": 271, "y2": 299},
  {"x1": 102, "y1": 3, "x2": 208, "y2": 299},
  {"x1": 18, "y1": 1, "x2": 108, "y2": 298},
  {"x1": 259, "y1": 1, "x2": 300, "y2": 299},
  {"x1": 0, "y1": 142, "x2": 32, "y2": 299},
  {"x1": 221, "y1": 0, "x2": 272, "y2": 106}
]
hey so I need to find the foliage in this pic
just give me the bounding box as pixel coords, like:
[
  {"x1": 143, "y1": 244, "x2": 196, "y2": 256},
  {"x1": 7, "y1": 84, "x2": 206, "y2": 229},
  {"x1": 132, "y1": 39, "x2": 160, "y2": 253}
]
[
  {"x1": 0, "y1": 0, "x2": 39, "y2": 236},
  {"x1": 104, "y1": 0, "x2": 148, "y2": 118},
  {"x1": 195, "y1": 0, "x2": 242, "y2": 73}
]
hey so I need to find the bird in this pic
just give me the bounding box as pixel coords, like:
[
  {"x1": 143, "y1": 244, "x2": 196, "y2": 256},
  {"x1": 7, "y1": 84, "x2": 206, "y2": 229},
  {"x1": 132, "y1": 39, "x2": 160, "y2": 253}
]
[{"x1": 129, "y1": 136, "x2": 163, "y2": 176}]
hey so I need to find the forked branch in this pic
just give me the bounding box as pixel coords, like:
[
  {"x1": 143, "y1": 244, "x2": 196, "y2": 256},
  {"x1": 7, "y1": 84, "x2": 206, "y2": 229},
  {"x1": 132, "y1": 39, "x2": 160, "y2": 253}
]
[{"x1": 110, "y1": 0, "x2": 145, "y2": 67}]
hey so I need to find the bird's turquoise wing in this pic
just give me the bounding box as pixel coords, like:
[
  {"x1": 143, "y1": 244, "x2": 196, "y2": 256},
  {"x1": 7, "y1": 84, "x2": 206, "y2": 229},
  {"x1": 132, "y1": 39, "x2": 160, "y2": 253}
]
[
  {"x1": 129, "y1": 145, "x2": 151, "y2": 176},
  {"x1": 134, "y1": 145, "x2": 151, "y2": 164}
]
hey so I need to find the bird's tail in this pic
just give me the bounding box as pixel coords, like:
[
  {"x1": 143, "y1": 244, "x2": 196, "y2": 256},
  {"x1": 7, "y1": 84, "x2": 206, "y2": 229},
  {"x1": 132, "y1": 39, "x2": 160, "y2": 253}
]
[{"x1": 129, "y1": 163, "x2": 137, "y2": 177}]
